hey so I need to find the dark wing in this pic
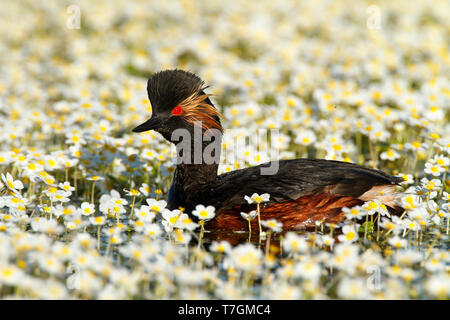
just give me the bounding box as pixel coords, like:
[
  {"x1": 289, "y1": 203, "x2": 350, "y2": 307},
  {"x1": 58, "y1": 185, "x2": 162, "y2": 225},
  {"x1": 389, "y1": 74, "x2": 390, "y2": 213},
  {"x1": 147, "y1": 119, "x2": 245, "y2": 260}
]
[{"x1": 206, "y1": 158, "x2": 402, "y2": 212}]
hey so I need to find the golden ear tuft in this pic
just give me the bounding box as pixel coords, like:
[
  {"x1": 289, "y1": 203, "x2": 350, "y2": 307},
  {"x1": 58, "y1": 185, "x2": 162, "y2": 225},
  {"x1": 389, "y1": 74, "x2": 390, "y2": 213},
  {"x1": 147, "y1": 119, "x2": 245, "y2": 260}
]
[{"x1": 179, "y1": 92, "x2": 223, "y2": 132}]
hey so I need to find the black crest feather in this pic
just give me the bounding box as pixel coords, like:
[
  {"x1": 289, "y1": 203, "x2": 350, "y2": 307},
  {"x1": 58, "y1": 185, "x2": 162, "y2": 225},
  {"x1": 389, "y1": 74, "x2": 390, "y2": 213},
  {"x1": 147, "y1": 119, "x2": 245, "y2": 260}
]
[{"x1": 147, "y1": 69, "x2": 205, "y2": 112}]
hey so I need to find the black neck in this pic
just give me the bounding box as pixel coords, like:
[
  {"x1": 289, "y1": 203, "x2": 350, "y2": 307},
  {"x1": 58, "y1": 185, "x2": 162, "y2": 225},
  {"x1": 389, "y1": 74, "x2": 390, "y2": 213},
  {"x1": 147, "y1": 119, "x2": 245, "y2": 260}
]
[{"x1": 167, "y1": 130, "x2": 222, "y2": 211}]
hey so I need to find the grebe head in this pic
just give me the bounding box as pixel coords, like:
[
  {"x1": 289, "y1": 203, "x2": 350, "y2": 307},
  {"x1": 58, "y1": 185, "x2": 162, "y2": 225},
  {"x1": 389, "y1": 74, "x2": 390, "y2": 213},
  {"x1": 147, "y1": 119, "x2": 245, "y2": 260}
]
[{"x1": 132, "y1": 69, "x2": 223, "y2": 142}]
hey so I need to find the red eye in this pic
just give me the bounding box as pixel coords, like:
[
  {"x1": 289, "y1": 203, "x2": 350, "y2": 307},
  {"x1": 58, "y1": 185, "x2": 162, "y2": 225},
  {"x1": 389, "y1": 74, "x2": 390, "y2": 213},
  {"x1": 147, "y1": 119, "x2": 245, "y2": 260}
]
[{"x1": 171, "y1": 105, "x2": 182, "y2": 116}]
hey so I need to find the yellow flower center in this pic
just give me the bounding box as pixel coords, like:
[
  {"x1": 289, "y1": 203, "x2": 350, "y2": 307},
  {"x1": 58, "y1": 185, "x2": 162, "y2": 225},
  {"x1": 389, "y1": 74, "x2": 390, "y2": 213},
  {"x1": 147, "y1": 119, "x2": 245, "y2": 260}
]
[
  {"x1": 412, "y1": 141, "x2": 421, "y2": 149},
  {"x1": 1, "y1": 268, "x2": 13, "y2": 278},
  {"x1": 183, "y1": 218, "x2": 192, "y2": 224},
  {"x1": 367, "y1": 202, "x2": 378, "y2": 210},
  {"x1": 169, "y1": 216, "x2": 178, "y2": 224}
]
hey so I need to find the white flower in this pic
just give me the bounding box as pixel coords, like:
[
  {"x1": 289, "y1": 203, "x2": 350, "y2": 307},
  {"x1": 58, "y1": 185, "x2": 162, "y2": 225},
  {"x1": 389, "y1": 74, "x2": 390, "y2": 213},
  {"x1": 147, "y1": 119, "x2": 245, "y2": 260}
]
[
  {"x1": 393, "y1": 250, "x2": 422, "y2": 266},
  {"x1": 134, "y1": 205, "x2": 156, "y2": 222},
  {"x1": 50, "y1": 190, "x2": 71, "y2": 203},
  {"x1": 176, "y1": 213, "x2": 199, "y2": 231},
  {"x1": 240, "y1": 210, "x2": 257, "y2": 220},
  {"x1": 261, "y1": 219, "x2": 283, "y2": 232},
  {"x1": 173, "y1": 229, "x2": 192, "y2": 244},
  {"x1": 317, "y1": 234, "x2": 335, "y2": 248},
  {"x1": 424, "y1": 256, "x2": 445, "y2": 273},
  {"x1": 244, "y1": 193, "x2": 270, "y2": 204},
  {"x1": 59, "y1": 181, "x2": 75, "y2": 193},
  {"x1": 402, "y1": 219, "x2": 419, "y2": 231},
  {"x1": 407, "y1": 206, "x2": 429, "y2": 226},
  {"x1": 0, "y1": 264, "x2": 23, "y2": 286},
  {"x1": 338, "y1": 224, "x2": 359, "y2": 243},
  {"x1": 362, "y1": 200, "x2": 390, "y2": 217},
  {"x1": 294, "y1": 259, "x2": 322, "y2": 282},
  {"x1": 432, "y1": 155, "x2": 449, "y2": 167},
  {"x1": 124, "y1": 188, "x2": 140, "y2": 197},
  {"x1": 295, "y1": 129, "x2": 317, "y2": 146},
  {"x1": 401, "y1": 194, "x2": 420, "y2": 210},
  {"x1": 342, "y1": 205, "x2": 366, "y2": 220},
  {"x1": 379, "y1": 216, "x2": 402, "y2": 234},
  {"x1": 226, "y1": 243, "x2": 263, "y2": 272},
  {"x1": 146, "y1": 198, "x2": 167, "y2": 213},
  {"x1": 210, "y1": 241, "x2": 232, "y2": 254},
  {"x1": 397, "y1": 173, "x2": 414, "y2": 185},
  {"x1": 282, "y1": 232, "x2": 308, "y2": 254},
  {"x1": 23, "y1": 161, "x2": 43, "y2": 177},
  {"x1": 89, "y1": 216, "x2": 106, "y2": 225},
  {"x1": 37, "y1": 171, "x2": 56, "y2": 186},
  {"x1": 425, "y1": 274, "x2": 450, "y2": 298},
  {"x1": 162, "y1": 209, "x2": 182, "y2": 227},
  {"x1": 388, "y1": 235, "x2": 407, "y2": 249},
  {"x1": 139, "y1": 183, "x2": 151, "y2": 196},
  {"x1": 99, "y1": 189, "x2": 128, "y2": 214},
  {"x1": 421, "y1": 178, "x2": 442, "y2": 191},
  {"x1": 380, "y1": 149, "x2": 401, "y2": 161},
  {"x1": 1, "y1": 173, "x2": 24, "y2": 194},
  {"x1": 424, "y1": 162, "x2": 445, "y2": 177},
  {"x1": 86, "y1": 174, "x2": 105, "y2": 182},
  {"x1": 79, "y1": 202, "x2": 95, "y2": 216},
  {"x1": 143, "y1": 223, "x2": 162, "y2": 238},
  {"x1": 192, "y1": 204, "x2": 215, "y2": 221},
  {"x1": 337, "y1": 278, "x2": 371, "y2": 299}
]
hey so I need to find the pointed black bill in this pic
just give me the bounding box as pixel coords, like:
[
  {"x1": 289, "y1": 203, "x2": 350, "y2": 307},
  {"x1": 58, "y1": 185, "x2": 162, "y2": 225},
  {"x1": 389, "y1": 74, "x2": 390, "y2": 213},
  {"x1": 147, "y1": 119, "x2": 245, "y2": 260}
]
[{"x1": 132, "y1": 117, "x2": 160, "y2": 133}]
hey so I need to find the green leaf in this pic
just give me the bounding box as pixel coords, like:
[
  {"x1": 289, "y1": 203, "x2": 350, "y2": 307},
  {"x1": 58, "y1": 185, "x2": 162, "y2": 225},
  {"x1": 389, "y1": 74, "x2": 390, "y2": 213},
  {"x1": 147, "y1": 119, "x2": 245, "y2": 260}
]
[{"x1": 360, "y1": 221, "x2": 374, "y2": 233}]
